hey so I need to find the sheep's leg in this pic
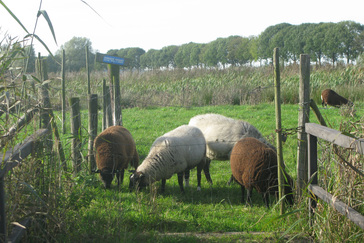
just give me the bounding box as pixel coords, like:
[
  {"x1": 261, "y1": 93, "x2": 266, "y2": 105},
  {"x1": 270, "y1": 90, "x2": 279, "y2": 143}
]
[
  {"x1": 161, "y1": 179, "x2": 166, "y2": 193},
  {"x1": 246, "y1": 188, "x2": 253, "y2": 206},
  {"x1": 119, "y1": 169, "x2": 124, "y2": 186},
  {"x1": 177, "y1": 172, "x2": 184, "y2": 193},
  {"x1": 227, "y1": 174, "x2": 234, "y2": 185},
  {"x1": 240, "y1": 185, "x2": 245, "y2": 203},
  {"x1": 203, "y1": 158, "x2": 213, "y2": 185},
  {"x1": 262, "y1": 192, "x2": 269, "y2": 208},
  {"x1": 184, "y1": 169, "x2": 190, "y2": 188},
  {"x1": 196, "y1": 162, "x2": 203, "y2": 191}
]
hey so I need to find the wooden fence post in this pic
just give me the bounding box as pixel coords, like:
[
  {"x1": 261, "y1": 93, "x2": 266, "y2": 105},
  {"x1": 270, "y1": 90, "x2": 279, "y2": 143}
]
[
  {"x1": 108, "y1": 64, "x2": 122, "y2": 126},
  {"x1": 61, "y1": 49, "x2": 66, "y2": 134},
  {"x1": 308, "y1": 133, "x2": 317, "y2": 227},
  {"x1": 88, "y1": 94, "x2": 98, "y2": 173},
  {"x1": 297, "y1": 54, "x2": 310, "y2": 198},
  {"x1": 102, "y1": 79, "x2": 113, "y2": 130},
  {"x1": 273, "y1": 47, "x2": 285, "y2": 214},
  {"x1": 309, "y1": 99, "x2": 327, "y2": 127},
  {"x1": 86, "y1": 46, "x2": 91, "y2": 95},
  {"x1": 70, "y1": 97, "x2": 82, "y2": 175}
]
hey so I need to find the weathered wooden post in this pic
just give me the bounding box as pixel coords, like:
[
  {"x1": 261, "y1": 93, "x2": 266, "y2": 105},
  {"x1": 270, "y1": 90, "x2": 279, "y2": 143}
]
[
  {"x1": 96, "y1": 53, "x2": 129, "y2": 126},
  {"x1": 309, "y1": 99, "x2": 327, "y2": 127},
  {"x1": 273, "y1": 47, "x2": 285, "y2": 214},
  {"x1": 36, "y1": 54, "x2": 53, "y2": 192},
  {"x1": 61, "y1": 49, "x2": 66, "y2": 134},
  {"x1": 86, "y1": 46, "x2": 91, "y2": 95},
  {"x1": 297, "y1": 54, "x2": 310, "y2": 198},
  {"x1": 70, "y1": 97, "x2": 81, "y2": 175},
  {"x1": 102, "y1": 82, "x2": 113, "y2": 129},
  {"x1": 88, "y1": 94, "x2": 98, "y2": 173}
]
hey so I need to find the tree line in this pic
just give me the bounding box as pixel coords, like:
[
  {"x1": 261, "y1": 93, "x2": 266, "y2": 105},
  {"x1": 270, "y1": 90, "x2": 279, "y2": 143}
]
[{"x1": 9, "y1": 21, "x2": 363, "y2": 73}]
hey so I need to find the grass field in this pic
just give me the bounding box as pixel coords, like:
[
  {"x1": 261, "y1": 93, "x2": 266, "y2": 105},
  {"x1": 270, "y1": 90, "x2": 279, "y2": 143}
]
[
  {"x1": 3, "y1": 64, "x2": 364, "y2": 242},
  {"x1": 19, "y1": 103, "x2": 359, "y2": 242}
]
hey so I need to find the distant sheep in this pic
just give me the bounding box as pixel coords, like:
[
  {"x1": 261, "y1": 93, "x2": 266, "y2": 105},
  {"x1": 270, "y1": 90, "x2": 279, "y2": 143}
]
[
  {"x1": 188, "y1": 113, "x2": 276, "y2": 184},
  {"x1": 94, "y1": 126, "x2": 139, "y2": 189},
  {"x1": 321, "y1": 89, "x2": 352, "y2": 107},
  {"x1": 129, "y1": 125, "x2": 212, "y2": 193},
  {"x1": 230, "y1": 137, "x2": 294, "y2": 207}
]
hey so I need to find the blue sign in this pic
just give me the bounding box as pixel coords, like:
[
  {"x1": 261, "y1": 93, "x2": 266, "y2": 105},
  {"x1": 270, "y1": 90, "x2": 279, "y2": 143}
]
[
  {"x1": 103, "y1": 55, "x2": 125, "y2": 65},
  {"x1": 96, "y1": 53, "x2": 129, "y2": 66}
]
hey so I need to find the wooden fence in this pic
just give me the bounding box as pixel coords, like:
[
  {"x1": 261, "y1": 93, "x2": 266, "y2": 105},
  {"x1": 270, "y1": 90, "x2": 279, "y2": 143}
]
[
  {"x1": 306, "y1": 123, "x2": 364, "y2": 230},
  {"x1": 0, "y1": 129, "x2": 50, "y2": 242}
]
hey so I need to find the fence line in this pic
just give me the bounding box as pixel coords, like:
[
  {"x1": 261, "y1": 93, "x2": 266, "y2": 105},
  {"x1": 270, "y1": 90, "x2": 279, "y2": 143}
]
[{"x1": 306, "y1": 122, "x2": 364, "y2": 230}]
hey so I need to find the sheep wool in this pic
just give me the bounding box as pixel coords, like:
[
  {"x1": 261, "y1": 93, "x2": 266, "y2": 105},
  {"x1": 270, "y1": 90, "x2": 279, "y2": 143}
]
[
  {"x1": 321, "y1": 89, "x2": 352, "y2": 107},
  {"x1": 188, "y1": 113, "x2": 276, "y2": 161},
  {"x1": 129, "y1": 125, "x2": 211, "y2": 192},
  {"x1": 94, "y1": 126, "x2": 139, "y2": 189},
  {"x1": 230, "y1": 137, "x2": 294, "y2": 207}
]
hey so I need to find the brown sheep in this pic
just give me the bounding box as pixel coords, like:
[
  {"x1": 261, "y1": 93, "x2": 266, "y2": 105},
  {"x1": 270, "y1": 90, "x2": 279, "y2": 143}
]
[
  {"x1": 321, "y1": 89, "x2": 352, "y2": 107},
  {"x1": 230, "y1": 137, "x2": 294, "y2": 208},
  {"x1": 94, "y1": 126, "x2": 139, "y2": 189}
]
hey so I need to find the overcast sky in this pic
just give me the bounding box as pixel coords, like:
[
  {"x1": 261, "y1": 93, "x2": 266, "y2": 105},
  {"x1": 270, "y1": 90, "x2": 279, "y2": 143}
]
[{"x1": 1, "y1": 0, "x2": 363, "y2": 56}]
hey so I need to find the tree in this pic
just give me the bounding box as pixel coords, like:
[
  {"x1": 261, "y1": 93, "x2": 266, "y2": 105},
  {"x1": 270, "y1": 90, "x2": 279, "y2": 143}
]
[
  {"x1": 322, "y1": 23, "x2": 340, "y2": 65},
  {"x1": 158, "y1": 45, "x2": 178, "y2": 69},
  {"x1": 336, "y1": 21, "x2": 364, "y2": 64},
  {"x1": 258, "y1": 23, "x2": 292, "y2": 62},
  {"x1": 58, "y1": 37, "x2": 94, "y2": 72}
]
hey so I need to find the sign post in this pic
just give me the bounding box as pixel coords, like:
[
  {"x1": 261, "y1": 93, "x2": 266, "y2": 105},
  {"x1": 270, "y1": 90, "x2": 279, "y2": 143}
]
[{"x1": 96, "y1": 53, "x2": 129, "y2": 126}]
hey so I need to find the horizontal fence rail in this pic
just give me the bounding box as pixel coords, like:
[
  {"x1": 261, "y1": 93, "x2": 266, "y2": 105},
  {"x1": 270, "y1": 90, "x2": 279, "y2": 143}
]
[
  {"x1": 0, "y1": 128, "x2": 50, "y2": 242},
  {"x1": 306, "y1": 123, "x2": 364, "y2": 230}
]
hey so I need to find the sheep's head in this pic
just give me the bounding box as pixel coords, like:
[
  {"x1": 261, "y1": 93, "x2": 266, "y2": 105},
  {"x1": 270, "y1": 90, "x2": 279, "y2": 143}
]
[
  {"x1": 129, "y1": 170, "x2": 147, "y2": 191},
  {"x1": 98, "y1": 168, "x2": 115, "y2": 189}
]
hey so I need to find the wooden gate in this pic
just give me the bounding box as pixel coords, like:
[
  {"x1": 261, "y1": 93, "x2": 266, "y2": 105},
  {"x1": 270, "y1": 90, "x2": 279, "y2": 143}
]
[{"x1": 306, "y1": 123, "x2": 364, "y2": 230}]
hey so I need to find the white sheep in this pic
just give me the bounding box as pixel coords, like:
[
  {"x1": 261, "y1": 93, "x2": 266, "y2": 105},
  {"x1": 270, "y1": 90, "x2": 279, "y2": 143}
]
[
  {"x1": 129, "y1": 125, "x2": 212, "y2": 193},
  {"x1": 188, "y1": 113, "x2": 276, "y2": 184}
]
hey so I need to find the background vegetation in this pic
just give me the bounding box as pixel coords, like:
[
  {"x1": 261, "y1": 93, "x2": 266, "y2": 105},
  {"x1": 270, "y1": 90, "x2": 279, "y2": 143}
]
[{"x1": 5, "y1": 21, "x2": 364, "y2": 73}]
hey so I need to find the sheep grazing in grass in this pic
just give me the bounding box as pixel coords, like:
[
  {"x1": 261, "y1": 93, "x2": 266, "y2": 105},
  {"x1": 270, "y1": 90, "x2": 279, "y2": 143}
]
[
  {"x1": 94, "y1": 126, "x2": 139, "y2": 189},
  {"x1": 230, "y1": 137, "x2": 294, "y2": 208},
  {"x1": 188, "y1": 113, "x2": 276, "y2": 160},
  {"x1": 129, "y1": 125, "x2": 212, "y2": 193},
  {"x1": 188, "y1": 113, "x2": 275, "y2": 184},
  {"x1": 321, "y1": 89, "x2": 352, "y2": 108}
]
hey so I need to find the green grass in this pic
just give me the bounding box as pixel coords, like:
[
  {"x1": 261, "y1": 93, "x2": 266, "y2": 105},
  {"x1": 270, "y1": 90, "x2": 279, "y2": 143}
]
[
  {"x1": 17, "y1": 103, "x2": 360, "y2": 242},
  {"x1": 3, "y1": 62, "x2": 364, "y2": 242}
]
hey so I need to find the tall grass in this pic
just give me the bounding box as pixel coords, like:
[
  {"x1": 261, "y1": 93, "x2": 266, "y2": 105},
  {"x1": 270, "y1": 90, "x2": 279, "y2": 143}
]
[{"x1": 47, "y1": 64, "x2": 364, "y2": 110}]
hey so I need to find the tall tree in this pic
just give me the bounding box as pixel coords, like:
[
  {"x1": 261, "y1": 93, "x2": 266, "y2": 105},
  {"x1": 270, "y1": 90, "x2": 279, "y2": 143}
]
[
  {"x1": 336, "y1": 21, "x2": 364, "y2": 64},
  {"x1": 59, "y1": 37, "x2": 94, "y2": 72}
]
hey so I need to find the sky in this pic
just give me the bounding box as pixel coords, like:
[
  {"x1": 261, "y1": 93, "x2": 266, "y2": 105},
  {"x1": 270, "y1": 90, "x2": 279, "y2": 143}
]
[{"x1": 1, "y1": 0, "x2": 364, "y2": 56}]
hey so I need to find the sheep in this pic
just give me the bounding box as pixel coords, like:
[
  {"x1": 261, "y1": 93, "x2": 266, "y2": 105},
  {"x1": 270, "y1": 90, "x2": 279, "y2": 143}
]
[
  {"x1": 188, "y1": 113, "x2": 276, "y2": 184},
  {"x1": 93, "y1": 125, "x2": 139, "y2": 189},
  {"x1": 129, "y1": 125, "x2": 212, "y2": 193},
  {"x1": 321, "y1": 89, "x2": 352, "y2": 108},
  {"x1": 230, "y1": 137, "x2": 294, "y2": 208}
]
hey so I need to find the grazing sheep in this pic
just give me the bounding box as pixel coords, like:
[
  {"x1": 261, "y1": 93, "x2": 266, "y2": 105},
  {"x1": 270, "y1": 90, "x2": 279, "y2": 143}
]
[
  {"x1": 94, "y1": 126, "x2": 139, "y2": 189},
  {"x1": 129, "y1": 125, "x2": 212, "y2": 193},
  {"x1": 321, "y1": 89, "x2": 352, "y2": 107},
  {"x1": 188, "y1": 113, "x2": 276, "y2": 184},
  {"x1": 230, "y1": 137, "x2": 294, "y2": 208}
]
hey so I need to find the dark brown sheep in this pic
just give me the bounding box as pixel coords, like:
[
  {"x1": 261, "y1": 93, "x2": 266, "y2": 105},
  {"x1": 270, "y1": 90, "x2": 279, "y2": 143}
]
[
  {"x1": 94, "y1": 126, "x2": 139, "y2": 189},
  {"x1": 230, "y1": 137, "x2": 294, "y2": 208},
  {"x1": 321, "y1": 89, "x2": 352, "y2": 107}
]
